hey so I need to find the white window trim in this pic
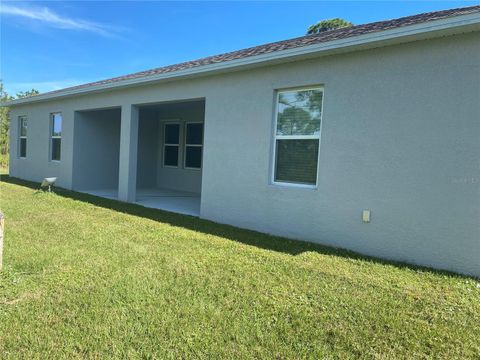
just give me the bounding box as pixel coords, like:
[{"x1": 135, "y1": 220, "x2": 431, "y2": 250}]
[
  {"x1": 163, "y1": 121, "x2": 181, "y2": 168},
  {"x1": 183, "y1": 121, "x2": 203, "y2": 170},
  {"x1": 18, "y1": 116, "x2": 27, "y2": 159},
  {"x1": 271, "y1": 86, "x2": 324, "y2": 189},
  {"x1": 50, "y1": 112, "x2": 62, "y2": 162}
]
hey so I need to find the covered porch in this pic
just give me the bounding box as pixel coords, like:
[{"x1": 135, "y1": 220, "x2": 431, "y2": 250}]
[
  {"x1": 83, "y1": 188, "x2": 200, "y2": 216},
  {"x1": 72, "y1": 99, "x2": 205, "y2": 216}
]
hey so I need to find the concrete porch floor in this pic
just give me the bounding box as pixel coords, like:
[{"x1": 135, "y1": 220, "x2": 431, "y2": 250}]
[{"x1": 82, "y1": 188, "x2": 201, "y2": 216}]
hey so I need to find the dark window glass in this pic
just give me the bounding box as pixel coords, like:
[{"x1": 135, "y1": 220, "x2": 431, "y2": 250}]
[
  {"x1": 185, "y1": 147, "x2": 202, "y2": 168},
  {"x1": 19, "y1": 116, "x2": 27, "y2": 158},
  {"x1": 186, "y1": 123, "x2": 203, "y2": 145},
  {"x1": 51, "y1": 138, "x2": 61, "y2": 161},
  {"x1": 165, "y1": 124, "x2": 180, "y2": 144},
  {"x1": 164, "y1": 145, "x2": 179, "y2": 166},
  {"x1": 275, "y1": 139, "x2": 319, "y2": 185},
  {"x1": 20, "y1": 138, "x2": 27, "y2": 158}
]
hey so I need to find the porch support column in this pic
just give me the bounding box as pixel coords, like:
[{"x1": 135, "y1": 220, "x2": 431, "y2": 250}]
[{"x1": 118, "y1": 104, "x2": 139, "y2": 202}]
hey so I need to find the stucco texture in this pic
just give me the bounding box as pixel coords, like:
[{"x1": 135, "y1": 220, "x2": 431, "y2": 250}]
[{"x1": 9, "y1": 32, "x2": 480, "y2": 276}]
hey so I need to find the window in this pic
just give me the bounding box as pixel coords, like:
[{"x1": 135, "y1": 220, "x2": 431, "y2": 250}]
[
  {"x1": 19, "y1": 116, "x2": 27, "y2": 158},
  {"x1": 163, "y1": 123, "x2": 180, "y2": 167},
  {"x1": 184, "y1": 123, "x2": 203, "y2": 169},
  {"x1": 273, "y1": 87, "x2": 323, "y2": 187},
  {"x1": 51, "y1": 113, "x2": 62, "y2": 161}
]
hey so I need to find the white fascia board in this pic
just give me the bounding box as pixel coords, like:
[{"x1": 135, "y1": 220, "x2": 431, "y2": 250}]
[{"x1": 4, "y1": 12, "x2": 480, "y2": 107}]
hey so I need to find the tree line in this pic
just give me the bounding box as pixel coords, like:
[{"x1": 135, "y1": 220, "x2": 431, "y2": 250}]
[{"x1": 0, "y1": 81, "x2": 39, "y2": 169}]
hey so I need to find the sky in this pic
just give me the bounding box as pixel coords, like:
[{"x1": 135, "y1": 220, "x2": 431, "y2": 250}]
[{"x1": 1, "y1": 0, "x2": 478, "y2": 95}]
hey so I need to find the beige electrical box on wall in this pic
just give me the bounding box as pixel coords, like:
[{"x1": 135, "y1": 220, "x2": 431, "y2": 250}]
[{"x1": 362, "y1": 210, "x2": 371, "y2": 223}]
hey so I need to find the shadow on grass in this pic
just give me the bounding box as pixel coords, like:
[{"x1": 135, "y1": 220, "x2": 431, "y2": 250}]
[{"x1": 1, "y1": 174, "x2": 471, "y2": 279}]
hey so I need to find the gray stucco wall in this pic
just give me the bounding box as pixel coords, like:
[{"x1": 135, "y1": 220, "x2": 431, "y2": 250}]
[
  {"x1": 9, "y1": 101, "x2": 74, "y2": 187},
  {"x1": 137, "y1": 109, "x2": 159, "y2": 188},
  {"x1": 72, "y1": 108, "x2": 121, "y2": 190},
  {"x1": 8, "y1": 32, "x2": 480, "y2": 276}
]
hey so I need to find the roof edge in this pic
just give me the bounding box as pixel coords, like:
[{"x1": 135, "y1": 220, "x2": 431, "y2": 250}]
[{"x1": 4, "y1": 11, "x2": 480, "y2": 107}]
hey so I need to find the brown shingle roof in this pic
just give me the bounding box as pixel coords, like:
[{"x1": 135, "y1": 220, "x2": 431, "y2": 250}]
[{"x1": 34, "y1": 5, "x2": 480, "y2": 96}]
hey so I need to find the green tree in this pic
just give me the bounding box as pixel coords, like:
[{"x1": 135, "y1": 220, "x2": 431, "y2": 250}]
[
  {"x1": 0, "y1": 81, "x2": 39, "y2": 169},
  {"x1": 307, "y1": 18, "x2": 353, "y2": 35},
  {"x1": 16, "y1": 89, "x2": 40, "y2": 99},
  {"x1": 277, "y1": 106, "x2": 313, "y2": 136},
  {"x1": 277, "y1": 90, "x2": 322, "y2": 136},
  {"x1": 0, "y1": 83, "x2": 13, "y2": 168}
]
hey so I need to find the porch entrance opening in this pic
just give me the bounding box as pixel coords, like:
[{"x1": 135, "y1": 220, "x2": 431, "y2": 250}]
[
  {"x1": 72, "y1": 107, "x2": 121, "y2": 196},
  {"x1": 136, "y1": 99, "x2": 205, "y2": 216},
  {"x1": 71, "y1": 100, "x2": 204, "y2": 216}
]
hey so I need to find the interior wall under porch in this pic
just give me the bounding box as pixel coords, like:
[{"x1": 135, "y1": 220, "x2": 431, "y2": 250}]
[
  {"x1": 136, "y1": 100, "x2": 204, "y2": 195},
  {"x1": 136, "y1": 109, "x2": 159, "y2": 189},
  {"x1": 156, "y1": 101, "x2": 204, "y2": 194},
  {"x1": 72, "y1": 108, "x2": 121, "y2": 192}
]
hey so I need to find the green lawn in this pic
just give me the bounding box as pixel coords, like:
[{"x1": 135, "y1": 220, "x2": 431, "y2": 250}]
[{"x1": 0, "y1": 176, "x2": 479, "y2": 359}]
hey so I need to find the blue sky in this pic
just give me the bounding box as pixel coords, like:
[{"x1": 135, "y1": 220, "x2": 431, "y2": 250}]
[{"x1": 1, "y1": 1, "x2": 478, "y2": 94}]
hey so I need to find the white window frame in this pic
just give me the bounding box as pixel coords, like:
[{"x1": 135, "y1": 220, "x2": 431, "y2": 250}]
[
  {"x1": 271, "y1": 86, "x2": 324, "y2": 189},
  {"x1": 163, "y1": 121, "x2": 181, "y2": 168},
  {"x1": 50, "y1": 112, "x2": 62, "y2": 162},
  {"x1": 184, "y1": 121, "x2": 203, "y2": 170},
  {"x1": 18, "y1": 116, "x2": 27, "y2": 159}
]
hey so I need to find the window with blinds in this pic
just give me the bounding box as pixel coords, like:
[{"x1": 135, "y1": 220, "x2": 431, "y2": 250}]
[{"x1": 273, "y1": 87, "x2": 323, "y2": 187}]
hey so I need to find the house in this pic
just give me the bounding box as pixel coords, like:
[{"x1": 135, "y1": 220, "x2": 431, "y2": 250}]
[{"x1": 5, "y1": 6, "x2": 480, "y2": 277}]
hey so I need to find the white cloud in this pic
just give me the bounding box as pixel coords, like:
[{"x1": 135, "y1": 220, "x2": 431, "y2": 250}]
[
  {"x1": 0, "y1": 4, "x2": 122, "y2": 37},
  {"x1": 5, "y1": 80, "x2": 90, "y2": 95}
]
